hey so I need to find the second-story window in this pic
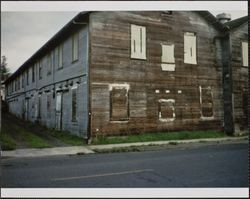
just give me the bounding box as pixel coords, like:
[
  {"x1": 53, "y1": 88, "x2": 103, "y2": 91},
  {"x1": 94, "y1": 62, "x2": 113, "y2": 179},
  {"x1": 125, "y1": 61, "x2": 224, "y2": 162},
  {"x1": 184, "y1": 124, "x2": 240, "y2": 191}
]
[
  {"x1": 18, "y1": 76, "x2": 20, "y2": 90},
  {"x1": 26, "y1": 70, "x2": 29, "y2": 86},
  {"x1": 58, "y1": 44, "x2": 63, "y2": 69},
  {"x1": 242, "y1": 41, "x2": 248, "y2": 67},
  {"x1": 39, "y1": 61, "x2": 42, "y2": 80},
  {"x1": 72, "y1": 32, "x2": 79, "y2": 62},
  {"x1": 22, "y1": 73, "x2": 24, "y2": 88},
  {"x1": 131, "y1": 24, "x2": 146, "y2": 60},
  {"x1": 184, "y1": 32, "x2": 197, "y2": 65},
  {"x1": 47, "y1": 53, "x2": 52, "y2": 75},
  {"x1": 32, "y1": 65, "x2": 35, "y2": 83}
]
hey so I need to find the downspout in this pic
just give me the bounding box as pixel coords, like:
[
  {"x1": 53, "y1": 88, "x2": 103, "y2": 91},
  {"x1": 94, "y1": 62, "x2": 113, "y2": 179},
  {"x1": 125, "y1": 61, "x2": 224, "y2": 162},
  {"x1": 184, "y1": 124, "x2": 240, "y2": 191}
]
[{"x1": 221, "y1": 27, "x2": 234, "y2": 135}]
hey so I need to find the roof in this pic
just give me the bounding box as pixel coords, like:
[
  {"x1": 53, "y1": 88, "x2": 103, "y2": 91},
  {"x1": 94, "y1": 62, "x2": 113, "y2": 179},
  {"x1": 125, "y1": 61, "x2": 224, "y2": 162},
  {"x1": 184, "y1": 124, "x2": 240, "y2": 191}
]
[
  {"x1": 5, "y1": 11, "x2": 90, "y2": 84},
  {"x1": 224, "y1": 15, "x2": 248, "y2": 30}
]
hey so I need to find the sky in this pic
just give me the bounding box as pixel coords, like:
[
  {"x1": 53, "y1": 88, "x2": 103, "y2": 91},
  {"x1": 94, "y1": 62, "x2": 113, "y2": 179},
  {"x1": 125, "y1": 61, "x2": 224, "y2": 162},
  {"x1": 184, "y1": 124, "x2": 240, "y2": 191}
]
[{"x1": 1, "y1": 10, "x2": 248, "y2": 74}]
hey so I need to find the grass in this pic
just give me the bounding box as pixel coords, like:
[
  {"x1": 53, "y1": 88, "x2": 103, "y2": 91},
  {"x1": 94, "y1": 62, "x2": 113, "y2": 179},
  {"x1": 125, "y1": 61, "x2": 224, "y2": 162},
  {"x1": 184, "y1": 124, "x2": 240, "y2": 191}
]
[
  {"x1": 92, "y1": 130, "x2": 227, "y2": 145},
  {"x1": 20, "y1": 131, "x2": 51, "y2": 148},
  {"x1": 0, "y1": 131, "x2": 17, "y2": 150},
  {"x1": 49, "y1": 130, "x2": 86, "y2": 146}
]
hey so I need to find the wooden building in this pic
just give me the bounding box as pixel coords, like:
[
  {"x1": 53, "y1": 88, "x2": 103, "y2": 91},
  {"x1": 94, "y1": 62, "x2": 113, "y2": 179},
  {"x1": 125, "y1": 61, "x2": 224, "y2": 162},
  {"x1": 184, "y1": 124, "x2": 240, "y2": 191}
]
[{"x1": 4, "y1": 11, "x2": 248, "y2": 140}]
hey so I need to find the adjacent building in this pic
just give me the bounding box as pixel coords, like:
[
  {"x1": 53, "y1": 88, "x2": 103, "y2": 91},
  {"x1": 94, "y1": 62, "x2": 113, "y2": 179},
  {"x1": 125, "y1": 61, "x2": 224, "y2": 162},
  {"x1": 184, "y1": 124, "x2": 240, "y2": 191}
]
[{"x1": 4, "y1": 11, "x2": 248, "y2": 141}]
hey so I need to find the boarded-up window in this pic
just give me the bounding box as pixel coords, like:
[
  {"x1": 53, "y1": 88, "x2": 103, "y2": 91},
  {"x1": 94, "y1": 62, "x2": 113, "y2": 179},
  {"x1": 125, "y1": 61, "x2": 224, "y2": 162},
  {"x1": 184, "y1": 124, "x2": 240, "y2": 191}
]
[
  {"x1": 242, "y1": 41, "x2": 248, "y2": 67},
  {"x1": 161, "y1": 44, "x2": 175, "y2": 71},
  {"x1": 58, "y1": 44, "x2": 63, "y2": 69},
  {"x1": 47, "y1": 94, "x2": 51, "y2": 118},
  {"x1": 158, "y1": 99, "x2": 175, "y2": 122},
  {"x1": 184, "y1": 32, "x2": 197, "y2": 64},
  {"x1": 110, "y1": 87, "x2": 129, "y2": 121},
  {"x1": 72, "y1": 32, "x2": 79, "y2": 62},
  {"x1": 72, "y1": 89, "x2": 77, "y2": 122},
  {"x1": 131, "y1": 24, "x2": 146, "y2": 60},
  {"x1": 200, "y1": 86, "x2": 213, "y2": 118}
]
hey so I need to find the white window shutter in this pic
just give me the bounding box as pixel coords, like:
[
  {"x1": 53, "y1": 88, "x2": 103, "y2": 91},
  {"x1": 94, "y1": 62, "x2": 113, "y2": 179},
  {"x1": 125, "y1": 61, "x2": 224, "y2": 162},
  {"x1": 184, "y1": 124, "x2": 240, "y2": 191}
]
[
  {"x1": 184, "y1": 32, "x2": 197, "y2": 65},
  {"x1": 242, "y1": 42, "x2": 248, "y2": 67},
  {"x1": 131, "y1": 24, "x2": 146, "y2": 59}
]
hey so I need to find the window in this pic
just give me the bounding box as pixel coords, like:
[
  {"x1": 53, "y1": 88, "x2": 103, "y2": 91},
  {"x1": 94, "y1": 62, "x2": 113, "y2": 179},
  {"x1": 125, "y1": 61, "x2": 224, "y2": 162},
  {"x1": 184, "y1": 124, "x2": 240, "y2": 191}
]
[
  {"x1": 158, "y1": 99, "x2": 175, "y2": 122},
  {"x1": 39, "y1": 61, "x2": 42, "y2": 80},
  {"x1": 242, "y1": 41, "x2": 248, "y2": 67},
  {"x1": 22, "y1": 74, "x2": 24, "y2": 88},
  {"x1": 32, "y1": 65, "x2": 35, "y2": 82},
  {"x1": 47, "y1": 54, "x2": 52, "y2": 75},
  {"x1": 184, "y1": 32, "x2": 197, "y2": 64},
  {"x1": 110, "y1": 85, "x2": 129, "y2": 121},
  {"x1": 131, "y1": 24, "x2": 146, "y2": 59},
  {"x1": 18, "y1": 76, "x2": 20, "y2": 90},
  {"x1": 26, "y1": 70, "x2": 29, "y2": 86},
  {"x1": 58, "y1": 44, "x2": 63, "y2": 69},
  {"x1": 72, "y1": 32, "x2": 79, "y2": 62},
  {"x1": 72, "y1": 88, "x2": 77, "y2": 122},
  {"x1": 199, "y1": 86, "x2": 213, "y2": 119},
  {"x1": 161, "y1": 44, "x2": 175, "y2": 71}
]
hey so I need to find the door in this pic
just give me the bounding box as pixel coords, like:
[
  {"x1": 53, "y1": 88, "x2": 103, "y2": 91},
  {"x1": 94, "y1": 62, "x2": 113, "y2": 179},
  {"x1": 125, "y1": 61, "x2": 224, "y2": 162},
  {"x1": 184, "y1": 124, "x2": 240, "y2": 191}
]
[{"x1": 55, "y1": 92, "x2": 63, "y2": 131}]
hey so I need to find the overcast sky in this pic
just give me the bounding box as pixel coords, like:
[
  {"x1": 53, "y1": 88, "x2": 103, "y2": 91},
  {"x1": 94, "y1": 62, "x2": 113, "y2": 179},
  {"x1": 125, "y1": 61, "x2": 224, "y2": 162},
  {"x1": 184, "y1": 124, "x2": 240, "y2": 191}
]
[{"x1": 1, "y1": 10, "x2": 248, "y2": 73}]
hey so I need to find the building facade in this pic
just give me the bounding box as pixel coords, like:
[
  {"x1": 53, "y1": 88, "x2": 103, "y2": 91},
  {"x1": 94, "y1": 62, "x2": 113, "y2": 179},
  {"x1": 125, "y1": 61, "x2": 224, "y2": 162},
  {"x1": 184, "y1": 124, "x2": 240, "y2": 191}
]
[{"x1": 4, "y1": 11, "x2": 248, "y2": 140}]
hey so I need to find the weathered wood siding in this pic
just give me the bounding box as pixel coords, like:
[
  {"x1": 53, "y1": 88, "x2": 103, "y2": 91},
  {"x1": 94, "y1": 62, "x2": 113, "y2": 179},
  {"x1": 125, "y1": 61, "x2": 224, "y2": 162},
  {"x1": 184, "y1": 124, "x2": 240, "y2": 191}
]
[
  {"x1": 230, "y1": 23, "x2": 248, "y2": 132},
  {"x1": 89, "y1": 11, "x2": 224, "y2": 136}
]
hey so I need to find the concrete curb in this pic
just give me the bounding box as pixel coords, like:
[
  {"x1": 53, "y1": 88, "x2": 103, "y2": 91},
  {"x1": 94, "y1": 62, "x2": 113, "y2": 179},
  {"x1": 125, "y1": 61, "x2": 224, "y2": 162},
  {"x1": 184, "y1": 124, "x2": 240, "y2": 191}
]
[
  {"x1": 1, "y1": 136, "x2": 248, "y2": 158},
  {"x1": 88, "y1": 136, "x2": 248, "y2": 150}
]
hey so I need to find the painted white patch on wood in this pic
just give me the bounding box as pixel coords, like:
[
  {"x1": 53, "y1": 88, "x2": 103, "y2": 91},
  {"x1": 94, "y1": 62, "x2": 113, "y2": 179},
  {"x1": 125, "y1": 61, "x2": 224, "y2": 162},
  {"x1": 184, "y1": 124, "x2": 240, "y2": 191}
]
[
  {"x1": 178, "y1": 90, "x2": 182, "y2": 94},
  {"x1": 242, "y1": 41, "x2": 248, "y2": 67},
  {"x1": 161, "y1": 64, "x2": 175, "y2": 71},
  {"x1": 109, "y1": 83, "x2": 130, "y2": 91},
  {"x1": 165, "y1": 90, "x2": 170, "y2": 93},
  {"x1": 184, "y1": 32, "x2": 197, "y2": 65},
  {"x1": 161, "y1": 44, "x2": 175, "y2": 63},
  {"x1": 131, "y1": 24, "x2": 146, "y2": 60},
  {"x1": 155, "y1": 89, "x2": 160, "y2": 93}
]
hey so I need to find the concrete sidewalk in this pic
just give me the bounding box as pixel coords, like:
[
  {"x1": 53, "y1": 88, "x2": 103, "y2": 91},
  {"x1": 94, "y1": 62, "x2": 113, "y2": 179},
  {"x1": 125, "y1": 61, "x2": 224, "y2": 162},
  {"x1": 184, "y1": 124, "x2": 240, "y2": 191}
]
[{"x1": 1, "y1": 136, "x2": 248, "y2": 158}]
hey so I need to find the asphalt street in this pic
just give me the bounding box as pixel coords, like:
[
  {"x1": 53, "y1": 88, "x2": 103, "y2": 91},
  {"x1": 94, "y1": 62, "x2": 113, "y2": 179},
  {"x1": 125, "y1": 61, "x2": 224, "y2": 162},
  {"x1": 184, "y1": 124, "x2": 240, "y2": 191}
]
[{"x1": 1, "y1": 142, "x2": 248, "y2": 188}]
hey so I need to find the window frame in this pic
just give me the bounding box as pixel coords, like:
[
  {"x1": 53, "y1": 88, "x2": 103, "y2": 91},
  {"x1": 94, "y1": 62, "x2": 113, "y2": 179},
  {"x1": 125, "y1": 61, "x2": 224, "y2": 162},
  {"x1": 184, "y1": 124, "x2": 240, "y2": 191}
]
[
  {"x1": 110, "y1": 84, "x2": 130, "y2": 122},
  {"x1": 158, "y1": 99, "x2": 176, "y2": 122},
  {"x1": 199, "y1": 86, "x2": 214, "y2": 120}
]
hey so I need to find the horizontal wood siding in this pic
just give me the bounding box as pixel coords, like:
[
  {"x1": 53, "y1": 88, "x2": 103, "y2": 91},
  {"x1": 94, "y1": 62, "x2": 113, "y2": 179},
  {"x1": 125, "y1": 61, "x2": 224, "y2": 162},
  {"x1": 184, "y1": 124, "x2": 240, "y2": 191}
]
[
  {"x1": 230, "y1": 23, "x2": 248, "y2": 132},
  {"x1": 89, "y1": 11, "x2": 224, "y2": 136}
]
